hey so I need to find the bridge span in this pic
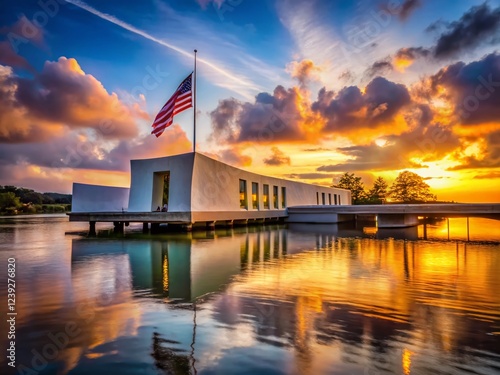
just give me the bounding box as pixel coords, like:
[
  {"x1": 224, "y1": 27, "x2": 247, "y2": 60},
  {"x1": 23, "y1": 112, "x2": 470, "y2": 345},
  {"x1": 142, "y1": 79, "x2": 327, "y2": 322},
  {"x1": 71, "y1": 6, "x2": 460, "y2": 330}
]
[{"x1": 287, "y1": 203, "x2": 500, "y2": 228}]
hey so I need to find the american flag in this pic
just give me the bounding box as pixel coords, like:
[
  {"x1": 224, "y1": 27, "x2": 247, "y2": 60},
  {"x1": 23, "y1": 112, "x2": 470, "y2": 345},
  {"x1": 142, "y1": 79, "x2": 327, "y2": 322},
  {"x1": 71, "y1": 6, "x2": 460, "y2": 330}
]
[{"x1": 151, "y1": 73, "x2": 193, "y2": 137}]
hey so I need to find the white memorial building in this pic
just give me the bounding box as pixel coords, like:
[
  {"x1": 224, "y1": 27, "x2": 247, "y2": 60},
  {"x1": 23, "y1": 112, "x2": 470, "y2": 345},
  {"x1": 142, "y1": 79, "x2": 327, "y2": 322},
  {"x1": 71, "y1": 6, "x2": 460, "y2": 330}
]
[{"x1": 71, "y1": 152, "x2": 351, "y2": 226}]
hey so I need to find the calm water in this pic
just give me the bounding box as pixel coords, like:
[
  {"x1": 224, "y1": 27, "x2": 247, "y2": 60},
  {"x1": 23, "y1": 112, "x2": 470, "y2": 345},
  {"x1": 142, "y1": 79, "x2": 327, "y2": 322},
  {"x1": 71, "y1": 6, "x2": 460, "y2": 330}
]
[{"x1": 0, "y1": 215, "x2": 499, "y2": 375}]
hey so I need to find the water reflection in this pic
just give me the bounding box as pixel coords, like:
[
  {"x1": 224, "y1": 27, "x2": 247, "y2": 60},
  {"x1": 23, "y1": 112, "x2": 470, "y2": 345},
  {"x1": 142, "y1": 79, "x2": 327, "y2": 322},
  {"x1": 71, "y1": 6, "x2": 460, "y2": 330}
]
[
  {"x1": 69, "y1": 225, "x2": 500, "y2": 374},
  {"x1": 0, "y1": 216, "x2": 499, "y2": 375},
  {"x1": 71, "y1": 237, "x2": 242, "y2": 301}
]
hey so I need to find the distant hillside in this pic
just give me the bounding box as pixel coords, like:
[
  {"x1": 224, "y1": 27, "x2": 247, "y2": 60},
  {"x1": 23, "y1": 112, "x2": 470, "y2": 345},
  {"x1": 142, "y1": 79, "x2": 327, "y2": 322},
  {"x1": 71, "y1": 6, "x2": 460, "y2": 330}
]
[
  {"x1": 0, "y1": 186, "x2": 71, "y2": 214},
  {"x1": 0, "y1": 186, "x2": 71, "y2": 204},
  {"x1": 43, "y1": 192, "x2": 72, "y2": 204}
]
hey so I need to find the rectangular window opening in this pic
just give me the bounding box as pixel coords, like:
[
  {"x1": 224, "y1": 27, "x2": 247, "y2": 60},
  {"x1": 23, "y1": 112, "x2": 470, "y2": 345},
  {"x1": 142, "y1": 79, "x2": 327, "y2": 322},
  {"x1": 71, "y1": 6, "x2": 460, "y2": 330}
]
[
  {"x1": 263, "y1": 184, "x2": 270, "y2": 209},
  {"x1": 252, "y1": 182, "x2": 259, "y2": 210},
  {"x1": 239, "y1": 179, "x2": 247, "y2": 209}
]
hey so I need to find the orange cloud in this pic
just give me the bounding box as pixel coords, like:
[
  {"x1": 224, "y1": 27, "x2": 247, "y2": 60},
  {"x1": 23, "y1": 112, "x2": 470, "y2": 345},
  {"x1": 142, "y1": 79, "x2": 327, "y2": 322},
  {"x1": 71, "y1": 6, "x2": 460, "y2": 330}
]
[
  {"x1": 393, "y1": 47, "x2": 430, "y2": 72},
  {"x1": 0, "y1": 53, "x2": 192, "y2": 190},
  {"x1": 263, "y1": 147, "x2": 291, "y2": 166},
  {"x1": 286, "y1": 59, "x2": 321, "y2": 87},
  {"x1": 0, "y1": 57, "x2": 150, "y2": 144},
  {"x1": 14, "y1": 57, "x2": 147, "y2": 139},
  {"x1": 219, "y1": 147, "x2": 252, "y2": 167}
]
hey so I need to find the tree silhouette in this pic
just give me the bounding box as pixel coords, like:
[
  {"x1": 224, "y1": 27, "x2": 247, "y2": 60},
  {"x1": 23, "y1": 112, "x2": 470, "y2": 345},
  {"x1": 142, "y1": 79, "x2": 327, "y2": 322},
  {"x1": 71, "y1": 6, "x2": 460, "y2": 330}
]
[
  {"x1": 389, "y1": 171, "x2": 436, "y2": 203},
  {"x1": 368, "y1": 177, "x2": 388, "y2": 204},
  {"x1": 335, "y1": 173, "x2": 366, "y2": 204},
  {"x1": 0, "y1": 192, "x2": 21, "y2": 211}
]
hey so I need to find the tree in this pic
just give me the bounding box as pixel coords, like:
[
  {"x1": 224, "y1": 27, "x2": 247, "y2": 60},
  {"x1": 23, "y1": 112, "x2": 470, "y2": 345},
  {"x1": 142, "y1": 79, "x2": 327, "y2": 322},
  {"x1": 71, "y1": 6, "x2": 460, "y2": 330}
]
[
  {"x1": 389, "y1": 171, "x2": 436, "y2": 203},
  {"x1": 368, "y1": 176, "x2": 388, "y2": 204},
  {"x1": 334, "y1": 172, "x2": 367, "y2": 204},
  {"x1": 0, "y1": 192, "x2": 21, "y2": 211}
]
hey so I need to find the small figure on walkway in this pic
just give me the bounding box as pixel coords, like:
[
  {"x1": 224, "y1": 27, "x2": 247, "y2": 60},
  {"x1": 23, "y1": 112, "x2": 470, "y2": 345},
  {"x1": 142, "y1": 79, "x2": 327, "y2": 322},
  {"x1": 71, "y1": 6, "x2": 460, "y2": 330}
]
[
  {"x1": 161, "y1": 204, "x2": 168, "y2": 212},
  {"x1": 156, "y1": 206, "x2": 160, "y2": 211}
]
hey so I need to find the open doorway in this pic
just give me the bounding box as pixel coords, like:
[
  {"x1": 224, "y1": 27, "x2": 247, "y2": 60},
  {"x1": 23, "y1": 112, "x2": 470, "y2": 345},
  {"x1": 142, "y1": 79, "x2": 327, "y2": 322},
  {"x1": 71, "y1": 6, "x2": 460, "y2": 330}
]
[{"x1": 152, "y1": 171, "x2": 170, "y2": 211}]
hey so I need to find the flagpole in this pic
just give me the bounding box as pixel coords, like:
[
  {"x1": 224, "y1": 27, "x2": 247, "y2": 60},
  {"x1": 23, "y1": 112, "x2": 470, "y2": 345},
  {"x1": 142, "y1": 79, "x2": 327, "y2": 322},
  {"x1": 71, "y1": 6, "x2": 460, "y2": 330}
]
[{"x1": 193, "y1": 49, "x2": 197, "y2": 153}]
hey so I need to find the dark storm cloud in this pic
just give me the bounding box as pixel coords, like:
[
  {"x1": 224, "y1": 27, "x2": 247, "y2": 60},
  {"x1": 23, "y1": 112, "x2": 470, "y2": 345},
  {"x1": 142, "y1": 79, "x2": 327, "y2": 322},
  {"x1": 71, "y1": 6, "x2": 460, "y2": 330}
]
[
  {"x1": 380, "y1": 0, "x2": 422, "y2": 21},
  {"x1": 378, "y1": 4, "x2": 500, "y2": 70},
  {"x1": 313, "y1": 77, "x2": 411, "y2": 132},
  {"x1": 209, "y1": 98, "x2": 241, "y2": 142},
  {"x1": 397, "y1": 0, "x2": 422, "y2": 21},
  {"x1": 430, "y1": 52, "x2": 500, "y2": 125},
  {"x1": 364, "y1": 59, "x2": 393, "y2": 78},
  {"x1": 210, "y1": 75, "x2": 414, "y2": 145},
  {"x1": 395, "y1": 46, "x2": 431, "y2": 61},
  {"x1": 338, "y1": 70, "x2": 354, "y2": 84},
  {"x1": 209, "y1": 85, "x2": 306, "y2": 143},
  {"x1": 434, "y1": 3, "x2": 500, "y2": 59},
  {"x1": 425, "y1": 19, "x2": 447, "y2": 34}
]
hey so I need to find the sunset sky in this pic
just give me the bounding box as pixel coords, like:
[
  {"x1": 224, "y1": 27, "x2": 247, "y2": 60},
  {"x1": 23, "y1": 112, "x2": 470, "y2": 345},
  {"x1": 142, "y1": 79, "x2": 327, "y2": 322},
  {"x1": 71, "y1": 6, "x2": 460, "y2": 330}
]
[{"x1": 1, "y1": 0, "x2": 500, "y2": 202}]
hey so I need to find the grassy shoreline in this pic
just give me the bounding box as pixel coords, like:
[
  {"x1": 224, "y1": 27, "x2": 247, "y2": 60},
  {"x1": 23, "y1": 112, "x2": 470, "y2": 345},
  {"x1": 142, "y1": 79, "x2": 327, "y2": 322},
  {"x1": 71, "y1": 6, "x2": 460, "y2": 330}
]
[{"x1": 0, "y1": 203, "x2": 71, "y2": 216}]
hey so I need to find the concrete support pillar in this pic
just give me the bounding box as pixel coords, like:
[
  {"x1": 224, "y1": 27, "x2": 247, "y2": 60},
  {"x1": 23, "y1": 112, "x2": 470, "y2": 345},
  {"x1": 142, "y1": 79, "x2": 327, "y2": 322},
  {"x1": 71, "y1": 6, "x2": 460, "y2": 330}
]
[
  {"x1": 142, "y1": 222, "x2": 149, "y2": 233},
  {"x1": 338, "y1": 214, "x2": 355, "y2": 223},
  {"x1": 447, "y1": 218, "x2": 450, "y2": 240},
  {"x1": 113, "y1": 221, "x2": 124, "y2": 233},
  {"x1": 377, "y1": 214, "x2": 419, "y2": 228},
  {"x1": 466, "y1": 217, "x2": 470, "y2": 241},
  {"x1": 233, "y1": 219, "x2": 248, "y2": 227},
  {"x1": 206, "y1": 221, "x2": 215, "y2": 230},
  {"x1": 211, "y1": 220, "x2": 234, "y2": 234},
  {"x1": 89, "y1": 221, "x2": 96, "y2": 237},
  {"x1": 167, "y1": 223, "x2": 193, "y2": 232},
  {"x1": 151, "y1": 223, "x2": 160, "y2": 234}
]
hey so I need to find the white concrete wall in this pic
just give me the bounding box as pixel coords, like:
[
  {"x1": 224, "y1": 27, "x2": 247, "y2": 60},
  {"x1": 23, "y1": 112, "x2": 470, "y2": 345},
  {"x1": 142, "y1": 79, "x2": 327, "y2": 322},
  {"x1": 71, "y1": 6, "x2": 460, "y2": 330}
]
[
  {"x1": 128, "y1": 153, "x2": 194, "y2": 212},
  {"x1": 72, "y1": 183, "x2": 129, "y2": 212},
  {"x1": 191, "y1": 153, "x2": 351, "y2": 212},
  {"x1": 124, "y1": 152, "x2": 350, "y2": 214}
]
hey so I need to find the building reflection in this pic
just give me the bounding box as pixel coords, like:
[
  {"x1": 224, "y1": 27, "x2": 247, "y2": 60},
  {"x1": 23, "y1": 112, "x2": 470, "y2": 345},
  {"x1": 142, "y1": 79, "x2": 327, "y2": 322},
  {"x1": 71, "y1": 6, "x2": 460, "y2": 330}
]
[{"x1": 68, "y1": 222, "x2": 500, "y2": 375}]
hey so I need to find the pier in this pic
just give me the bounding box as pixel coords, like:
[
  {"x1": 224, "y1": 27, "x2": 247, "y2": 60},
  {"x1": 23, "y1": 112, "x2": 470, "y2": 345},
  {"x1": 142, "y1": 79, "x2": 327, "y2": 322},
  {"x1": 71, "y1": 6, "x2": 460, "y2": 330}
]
[
  {"x1": 68, "y1": 203, "x2": 500, "y2": 234},
  {"x1": 287, "y1": 203, "x2": 500, "y2": 227}
]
